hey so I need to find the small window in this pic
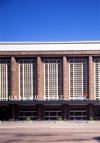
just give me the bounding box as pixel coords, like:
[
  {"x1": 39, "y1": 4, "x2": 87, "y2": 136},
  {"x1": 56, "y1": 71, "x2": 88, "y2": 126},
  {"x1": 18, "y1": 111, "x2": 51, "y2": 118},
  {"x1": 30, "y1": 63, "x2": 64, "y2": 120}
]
[
  {"x1": 7, "y1": 61, "x2": 10, "y2": 64},
  {"x1": 20, "y1": 61, "x2": 23, "y2": 63},
  {"x1": 95, "y1": 60, "x2": 98, "y2": 63},
  {"x1": 32, "y1": 60, "x2": 36, "y2": 63},
  {"x1": 58, "y1": 60, "x2": 60, "y2": 63},
  {"x1": 70, "y1": 60, "x2": 73, "y2": 63},
  {"x1": 45, "y1": 60, "x2": 48, "y2": 63}
]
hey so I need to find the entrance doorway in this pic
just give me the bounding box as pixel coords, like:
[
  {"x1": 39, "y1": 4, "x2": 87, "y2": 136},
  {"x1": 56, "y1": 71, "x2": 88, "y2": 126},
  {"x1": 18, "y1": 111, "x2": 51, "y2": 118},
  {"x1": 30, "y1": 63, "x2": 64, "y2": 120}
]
[
  {"x1": 0, "y1": 108, "x2": 11, "y2": 120},
  {"x1": 95, "y1": 108, "x2": 100, "y2": 120}
]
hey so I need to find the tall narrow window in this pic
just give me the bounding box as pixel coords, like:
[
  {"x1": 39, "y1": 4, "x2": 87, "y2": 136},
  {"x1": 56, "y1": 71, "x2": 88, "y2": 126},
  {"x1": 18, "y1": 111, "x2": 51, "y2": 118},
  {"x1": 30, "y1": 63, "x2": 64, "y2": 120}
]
[
  {"x1": 44, "y1": 60, "x2": 62, "y2": 100},
  {"x1": 19, "y1": 60, "x2": 36, "y2": 100},
  {"x1": 95, "y1": 59, "x2": 100, "y2": 100},
  {"x1": 0, "y1": 60, "x2": 10, "y2": 101},
  {"x1": 69, "y1": 60, "x2": 87, "y2": 100}
]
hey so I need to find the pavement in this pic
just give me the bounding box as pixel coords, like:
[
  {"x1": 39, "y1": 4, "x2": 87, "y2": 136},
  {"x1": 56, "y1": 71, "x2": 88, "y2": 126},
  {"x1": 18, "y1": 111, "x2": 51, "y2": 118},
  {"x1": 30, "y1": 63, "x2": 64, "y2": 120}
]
[{"x1": 0, "y1": 121, "x2": 100, "y2": 143}]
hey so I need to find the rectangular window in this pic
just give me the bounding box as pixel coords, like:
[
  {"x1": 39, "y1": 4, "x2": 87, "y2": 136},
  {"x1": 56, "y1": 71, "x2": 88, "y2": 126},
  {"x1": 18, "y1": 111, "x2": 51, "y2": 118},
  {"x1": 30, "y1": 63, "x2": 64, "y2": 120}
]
[
  {"x1": 44, "y1": 109, "x2": 62, "y2": 120},
  {"x1": 19, "y1": 60, "x2": 36, "y2": 100},
  {"x1": 19, "y1": 109, "x2": 37, "y2": 120},
  {"x1": 44, "y1": 60, "x2": 62, "y2": 100},
  {"x1": 94, "y1": 59, "x2": 100, "y2": 100},
  {"x1": 0, "y1": 60, "x2": 10, "y2": 101},
  {"x1": 69, "y1": 108, "x2": 87, "y2": 120},
  {"x1": 69, "y1": 59, "x2": 87, "y2": 100}
]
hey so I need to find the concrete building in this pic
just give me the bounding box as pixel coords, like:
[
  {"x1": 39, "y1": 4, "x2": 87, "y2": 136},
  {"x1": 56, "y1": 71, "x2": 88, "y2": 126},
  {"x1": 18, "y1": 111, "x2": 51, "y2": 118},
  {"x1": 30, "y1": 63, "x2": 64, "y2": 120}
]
[{"x1": 0, "y1": 41, "x2": 100, "y2": 120}]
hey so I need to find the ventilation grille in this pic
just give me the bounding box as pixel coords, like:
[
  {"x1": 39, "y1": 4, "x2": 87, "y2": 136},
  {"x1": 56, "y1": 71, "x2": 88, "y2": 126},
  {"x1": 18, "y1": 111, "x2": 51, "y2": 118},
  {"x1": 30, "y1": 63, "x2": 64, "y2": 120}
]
[
  {"x1": 19, "y1": 60, "x2": 36, "y2": 100},
  {"x1": 44, "y1": 60, "x2": 62, "y2": 100},
  {"x1": 0, "y1": 60, "x2": 10, "y2": 101},
  {"x1": 95, "y1": 60, "x2": 100, "y2": 100},
  {"x1": 69, "y1": 60, "x2": 87, "y2": 100}
]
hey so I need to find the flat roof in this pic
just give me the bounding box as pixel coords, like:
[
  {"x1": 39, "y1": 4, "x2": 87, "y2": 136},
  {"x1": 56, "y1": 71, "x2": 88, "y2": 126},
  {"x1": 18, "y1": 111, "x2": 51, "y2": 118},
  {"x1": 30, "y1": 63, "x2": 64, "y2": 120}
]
[
  {"x1": 0, "y1": 41, "x2": 100, "y2": 51},
  {"x1": 0, "y1": 41, "x2": 100, "y2": 44}
]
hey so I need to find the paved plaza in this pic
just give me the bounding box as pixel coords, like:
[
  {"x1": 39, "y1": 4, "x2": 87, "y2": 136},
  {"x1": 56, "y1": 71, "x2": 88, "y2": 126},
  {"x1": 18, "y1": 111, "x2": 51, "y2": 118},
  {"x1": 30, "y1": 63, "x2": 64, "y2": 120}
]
[{"x1": 0, "y1": 121, "x2": 100, "y2": 143}]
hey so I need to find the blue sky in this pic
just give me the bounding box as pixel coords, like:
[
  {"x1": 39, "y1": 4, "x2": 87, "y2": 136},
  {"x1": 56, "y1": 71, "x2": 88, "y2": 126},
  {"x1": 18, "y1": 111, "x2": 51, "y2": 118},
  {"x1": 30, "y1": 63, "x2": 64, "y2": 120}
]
[{"x1": 0, "y1": 0, "x2": 100, "y2": 41}]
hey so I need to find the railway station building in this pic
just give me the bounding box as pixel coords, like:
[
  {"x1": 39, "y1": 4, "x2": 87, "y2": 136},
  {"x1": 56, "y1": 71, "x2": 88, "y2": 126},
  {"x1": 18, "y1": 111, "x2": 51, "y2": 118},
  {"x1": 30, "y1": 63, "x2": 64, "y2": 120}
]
[{"x1": 0, "y1": 41, "x2": 100, "y2": 121}]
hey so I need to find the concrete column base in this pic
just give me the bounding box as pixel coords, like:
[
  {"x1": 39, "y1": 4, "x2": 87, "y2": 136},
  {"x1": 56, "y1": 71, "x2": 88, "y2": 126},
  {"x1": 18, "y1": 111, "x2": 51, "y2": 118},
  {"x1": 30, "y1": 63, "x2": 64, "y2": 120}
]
[
  {"x1": 37, "y1": 105, "x2": 44, "y2": 120},
  {"x1": 88, "y1": 104, "x2": 95, "y2": 119},
  {"x1": 11, "y1": 105, "x2": 19, "y2": 120},
  {"x1": 62, "y1": 104, "x2": 69, "y2": 120},
  {"x1": 11, "y1": 105, "x2": 16, "y2": 120}
]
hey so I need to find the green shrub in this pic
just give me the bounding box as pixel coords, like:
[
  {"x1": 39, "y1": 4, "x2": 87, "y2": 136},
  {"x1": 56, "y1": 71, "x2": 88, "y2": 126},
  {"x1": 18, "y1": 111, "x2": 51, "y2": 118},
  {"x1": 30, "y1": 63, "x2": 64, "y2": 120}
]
[
  {"x1": 89, "y1": 117, "x2": 94, "y2": 121},
  {"x1": 26, "y1": 117, "x2": 31, "y2": 121},
  {"x1": 58, "y1": 118, "x2": 62, "y2": 121}
]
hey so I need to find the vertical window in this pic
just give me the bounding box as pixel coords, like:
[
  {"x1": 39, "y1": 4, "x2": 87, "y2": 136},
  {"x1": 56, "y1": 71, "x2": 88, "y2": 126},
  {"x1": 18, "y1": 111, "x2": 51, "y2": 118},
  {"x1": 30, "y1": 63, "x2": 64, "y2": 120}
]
[
  {"x1": 19, "y1": 60, "x2": 36, "y2": 100},
  {"x1": 95, "y1": 59, "x2": 100, "y2": 100},
  {"x1": 44, "y1": 60, "x2": 62, "y2": 100},
  {"x1": 0, "y1": 60, "x2": 10, "y2": 101},
  {"x1": 69, "y1": 59, "x2": 87, "y2": 100}
]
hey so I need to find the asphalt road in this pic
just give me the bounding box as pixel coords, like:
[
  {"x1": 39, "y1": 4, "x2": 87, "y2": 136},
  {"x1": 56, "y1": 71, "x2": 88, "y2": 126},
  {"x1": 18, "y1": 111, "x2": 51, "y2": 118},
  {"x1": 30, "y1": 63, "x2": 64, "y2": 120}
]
[{"x1": 0, "y1": 122, "x2": 100, "y2": 143}]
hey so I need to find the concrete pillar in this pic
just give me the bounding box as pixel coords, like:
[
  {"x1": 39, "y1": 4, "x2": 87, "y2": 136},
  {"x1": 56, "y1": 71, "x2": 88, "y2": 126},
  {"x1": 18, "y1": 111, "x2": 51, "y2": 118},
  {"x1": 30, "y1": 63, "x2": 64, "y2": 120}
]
[
  {"x1": 11, "y1": 105, "x2": 16, "y2": 120},
  {"x1": 63, "y1": 57, "x2": 69, "y2": 100},
  {"x1": 37, "y1": 105, "x2": 44, "y2": 120},
  {"x1": 89, "y1": 56, "x2": 94, "y2": 100},
  {"x1": 11, "y1": 57, "x2": 19, "y2": 100},
  {"x1": 41, "y1": 60, "x2": 44, "y2": 98},
  {"x1": 11, "y1": 105, "x2": 19, "y2": 120},
  {"x1": 88, "y1": 104, "x2": 95, "y2": 119},
  {"x1": 62, "y1": 104, "x2": 69, "y2": 120}
]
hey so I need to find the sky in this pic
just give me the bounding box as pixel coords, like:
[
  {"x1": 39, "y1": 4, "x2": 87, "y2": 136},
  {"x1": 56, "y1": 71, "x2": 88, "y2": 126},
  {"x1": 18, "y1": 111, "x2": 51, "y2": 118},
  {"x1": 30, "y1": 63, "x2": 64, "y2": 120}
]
[{"x1": 0, "y1": 0, "x2": 100, "y2": 41}]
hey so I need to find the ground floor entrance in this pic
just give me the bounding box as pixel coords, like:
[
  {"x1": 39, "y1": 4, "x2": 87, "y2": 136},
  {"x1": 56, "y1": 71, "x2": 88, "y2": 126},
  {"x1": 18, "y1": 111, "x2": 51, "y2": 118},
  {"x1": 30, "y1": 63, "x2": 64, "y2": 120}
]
[
  {"x1": 95, "y1": 108, "x2": 100, "y2": 120},
  {"x1": 0, "y1": 107, "x2": 11, "y2": 120},
  {"x1": 0, "y1": 104, "x2": 99, "y2": 121}
]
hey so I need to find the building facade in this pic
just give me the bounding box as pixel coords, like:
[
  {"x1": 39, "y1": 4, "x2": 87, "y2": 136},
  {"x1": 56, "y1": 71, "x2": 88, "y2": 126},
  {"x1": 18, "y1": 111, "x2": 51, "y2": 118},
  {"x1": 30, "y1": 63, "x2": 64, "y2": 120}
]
[{"x1": 0, "y1": 41, "x2": 100, "y2": 120}]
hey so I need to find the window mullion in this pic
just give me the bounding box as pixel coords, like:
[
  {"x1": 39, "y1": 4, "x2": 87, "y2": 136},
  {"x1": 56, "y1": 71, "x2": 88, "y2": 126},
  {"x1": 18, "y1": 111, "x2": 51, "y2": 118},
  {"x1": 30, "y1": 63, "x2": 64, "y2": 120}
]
[
  {"x1": 73, "y1": 62, "x2": 74, "y2": 100},
  {"x1": 6, "y1": 62, "x2": 8, "y2": 101},
  {"x1": 0, "y1": 64, "x2": 2, "y2": 100},
  {"x1": 99, "y1": 61, "x2": 100, "y2": 100},
  {"x1": 56, "y1": 63, "x2": 58, "y2": 99},
  {"x1": 48, "y1": 63, "x2": 49, "y2": 100},
  {"x1": 2, "y1": 65, "x2": 3, "y2": 100},
  {"x1": 31, "y1": 61, "x2": 33, "y2": 99},
  {"x1": 23, "y1": 63, "x2": 24, "y2": 100},
  {"x1": 82, "y1": 61, "x2": 83, "y2": 100}
]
